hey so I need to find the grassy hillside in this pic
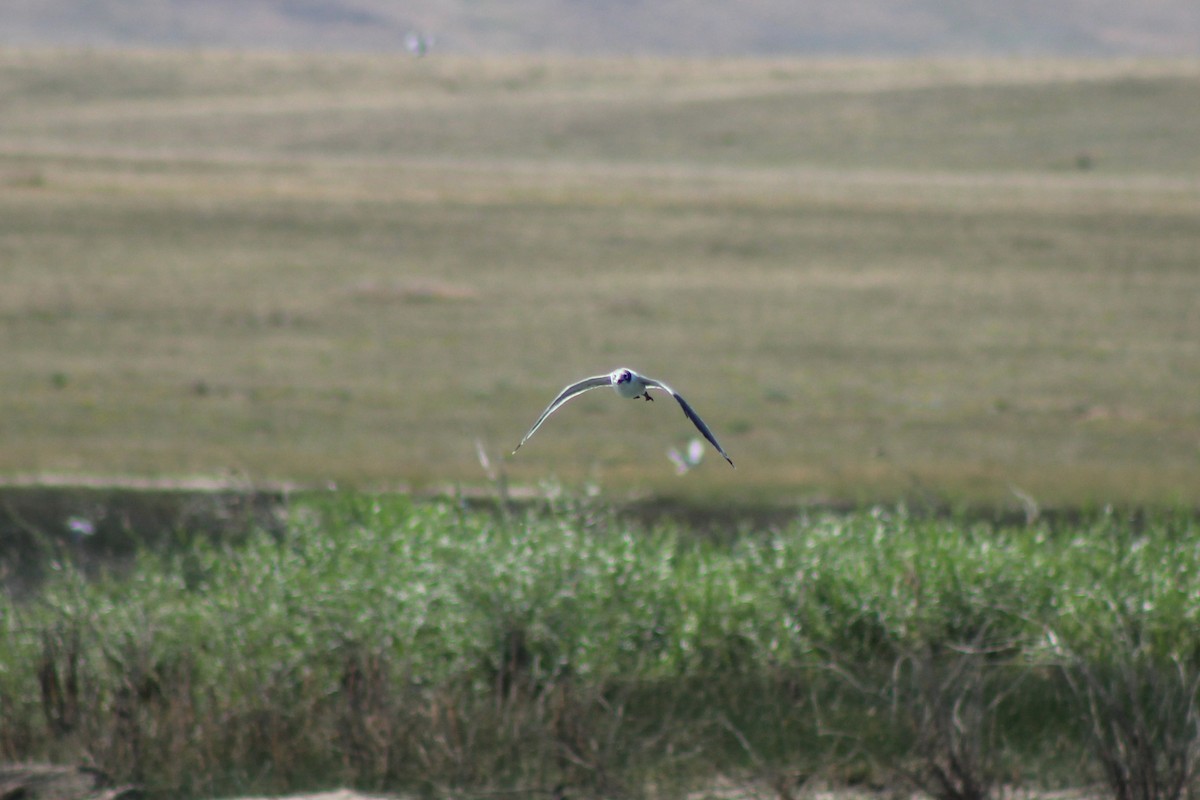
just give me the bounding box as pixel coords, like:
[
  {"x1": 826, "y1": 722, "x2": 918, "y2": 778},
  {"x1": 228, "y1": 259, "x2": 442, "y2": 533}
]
[
  {"x1": 3, "y1": 0, "x2": 1200, "y2": 55},
  {"x1": 1, "y1": 51, "x2": 1199, "y2": 507}
]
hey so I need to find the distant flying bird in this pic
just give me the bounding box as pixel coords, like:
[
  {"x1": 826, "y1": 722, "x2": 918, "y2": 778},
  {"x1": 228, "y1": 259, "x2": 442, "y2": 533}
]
[
  {"x1": 667, "y1": 437, "x2": 706, "y2": 475},
  {"x1": 405, "y1": 31, "x2": 432, "y2": 56},
  {"x1": 513, "y1": 367, "x2": 734, "y2": 468}
]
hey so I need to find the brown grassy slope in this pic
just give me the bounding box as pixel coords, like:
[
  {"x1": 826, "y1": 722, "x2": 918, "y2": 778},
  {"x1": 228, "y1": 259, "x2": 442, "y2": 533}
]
[
  {"x1": 1, "y1": 52, "x2": 1198, "y2": 506},
  {"x1": 2, "y1": 0, "x2": 1199, "y2": 55}
]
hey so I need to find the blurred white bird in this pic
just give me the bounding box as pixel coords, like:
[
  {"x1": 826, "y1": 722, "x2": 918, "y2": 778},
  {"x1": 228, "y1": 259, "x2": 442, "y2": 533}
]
[
  {"x1": 513, "y1": 367, "x2": 734, "y2": 468},
  {"x1": 405, "y1": 31, "x2": 433, "y2": 56},
  {"x1": 667, "y1": 437, "x2": 706, "y2": 475}
]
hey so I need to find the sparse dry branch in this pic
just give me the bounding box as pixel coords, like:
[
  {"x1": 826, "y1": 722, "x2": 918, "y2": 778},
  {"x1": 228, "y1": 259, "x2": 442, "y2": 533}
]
[{"x1": 1049, "y1": 628, "x2": 1200, "y2": 800}]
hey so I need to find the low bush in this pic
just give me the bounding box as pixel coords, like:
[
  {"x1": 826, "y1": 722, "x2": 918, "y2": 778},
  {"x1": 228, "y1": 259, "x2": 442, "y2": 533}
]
[{"x1": 1, "y1": 495, "x2": 1197, "y2": 799}]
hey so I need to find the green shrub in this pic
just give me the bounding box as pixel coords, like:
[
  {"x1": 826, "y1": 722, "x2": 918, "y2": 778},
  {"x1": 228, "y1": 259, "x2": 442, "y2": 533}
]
[{"x1": 2, "y1": 496, "x2": 1197, "y2": 799}]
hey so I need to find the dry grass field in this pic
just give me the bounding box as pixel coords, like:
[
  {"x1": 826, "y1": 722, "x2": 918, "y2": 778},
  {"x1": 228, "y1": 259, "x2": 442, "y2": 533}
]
[{"x1": 2, "y1": 51, "x2": 1199, "y2": 508}]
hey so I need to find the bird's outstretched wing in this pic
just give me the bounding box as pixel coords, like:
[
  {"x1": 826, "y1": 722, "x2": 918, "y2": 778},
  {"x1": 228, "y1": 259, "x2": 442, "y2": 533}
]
[
  {"x1": 513, "y1": 374, "x2": 612, "y2": 453},
  {"x1": 643, "y1": 378, "x2": 735, "y2": 468}
]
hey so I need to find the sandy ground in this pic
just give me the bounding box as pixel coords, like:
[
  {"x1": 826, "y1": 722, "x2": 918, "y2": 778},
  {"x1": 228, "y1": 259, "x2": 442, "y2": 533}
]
[{"x1": 220, "y1": 794, "x2": 401, "y2": 800}]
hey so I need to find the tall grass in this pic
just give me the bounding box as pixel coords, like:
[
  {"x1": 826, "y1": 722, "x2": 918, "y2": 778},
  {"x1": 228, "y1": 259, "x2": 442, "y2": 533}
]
[{"x1": 2, "y1": 494, "x2": 1198, "y2": 798}]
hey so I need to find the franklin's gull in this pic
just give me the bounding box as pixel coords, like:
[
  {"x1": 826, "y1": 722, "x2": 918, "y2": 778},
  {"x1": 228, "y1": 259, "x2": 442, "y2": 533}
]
[{"x1": 513, "y1": 367, "x2": 734, "y2": 468}]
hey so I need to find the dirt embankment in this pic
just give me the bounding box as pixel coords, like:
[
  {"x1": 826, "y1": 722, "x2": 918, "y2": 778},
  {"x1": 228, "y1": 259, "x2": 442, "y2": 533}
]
[{"x1": 0, "y1": 764, "x2": 400, "y2": 800}]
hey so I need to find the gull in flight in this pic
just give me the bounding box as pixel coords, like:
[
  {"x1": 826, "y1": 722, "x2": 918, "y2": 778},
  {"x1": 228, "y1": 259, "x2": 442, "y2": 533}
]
[
  {"x1": 667, "y1": 437, "x2": 706, "y2": 475},
  {"x1": 513, "y1": 367, "x2": 734, "y2": 468}
]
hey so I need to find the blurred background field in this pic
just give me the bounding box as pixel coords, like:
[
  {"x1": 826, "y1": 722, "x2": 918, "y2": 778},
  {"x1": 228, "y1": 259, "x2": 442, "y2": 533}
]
[{"x1": 1, "y1": 51, "x2": 1199, "y2": 509}]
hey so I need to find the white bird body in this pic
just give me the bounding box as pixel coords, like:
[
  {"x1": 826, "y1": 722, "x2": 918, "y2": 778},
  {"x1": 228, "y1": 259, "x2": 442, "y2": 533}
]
[
  {"x1": 612, "y1": 372, "x2": 650, "y2": 400},
  {"x1": 513, "y1": 367, "x2": 734, "y2": 468}
]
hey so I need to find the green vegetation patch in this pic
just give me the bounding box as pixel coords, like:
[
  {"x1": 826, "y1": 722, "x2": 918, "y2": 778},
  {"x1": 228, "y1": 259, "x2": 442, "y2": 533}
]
[{"x1": 3, "y1": 494, "x2": 1198, "y2": 798}]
